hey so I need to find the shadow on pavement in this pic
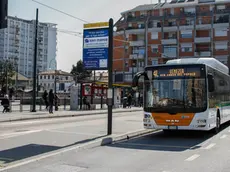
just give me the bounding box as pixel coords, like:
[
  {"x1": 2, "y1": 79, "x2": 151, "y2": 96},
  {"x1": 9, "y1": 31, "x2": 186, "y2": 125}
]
[
  {"x1": 108, "y1": 129, "x2": 217, "y2": 152},
  {"x1": 0, "y1": 144, "x2": 60, "y2": 164},
  {"x1": 0, "y1": 135, "x2": 106, "y2": 165}
]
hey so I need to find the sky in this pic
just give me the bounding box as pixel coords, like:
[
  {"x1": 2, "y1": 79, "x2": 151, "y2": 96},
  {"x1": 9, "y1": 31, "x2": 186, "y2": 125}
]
[{"x1": 8, "y1": 0, "x2": 154, "y2": 72}]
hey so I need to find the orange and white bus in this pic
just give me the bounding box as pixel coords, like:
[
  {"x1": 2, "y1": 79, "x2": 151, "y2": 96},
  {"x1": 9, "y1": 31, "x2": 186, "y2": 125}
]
[{"x1": 133, "y1": 58, "x2": 230, "y2": 134}]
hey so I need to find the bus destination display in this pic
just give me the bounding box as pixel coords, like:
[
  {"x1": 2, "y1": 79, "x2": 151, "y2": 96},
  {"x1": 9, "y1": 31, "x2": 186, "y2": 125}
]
[{"x1": 153, "y1": 67, "x2": 201, "y2": 78}]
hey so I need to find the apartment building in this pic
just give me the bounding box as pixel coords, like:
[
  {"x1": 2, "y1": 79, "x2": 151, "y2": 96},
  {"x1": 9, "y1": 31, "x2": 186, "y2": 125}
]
[
  {"x1": 0, "y1": 16, "x2": 57, "y2": 78},
  {"x1": 114, "y1": 0, "x2": 230, "y2": 84}
]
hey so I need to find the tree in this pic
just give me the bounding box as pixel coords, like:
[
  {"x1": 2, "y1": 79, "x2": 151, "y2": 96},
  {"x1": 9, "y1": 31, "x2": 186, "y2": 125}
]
[
  {"x1": 71, "y1": 60, "x2": 92, "y2": 82},
  {"x1": 0, "y1": 60, "x2": 15, "y2": 94}
]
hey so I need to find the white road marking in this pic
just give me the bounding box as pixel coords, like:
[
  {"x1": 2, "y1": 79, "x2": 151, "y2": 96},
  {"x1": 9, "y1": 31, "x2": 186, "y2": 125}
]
[
  {"x1": 204, "y1": 143, "x2": 216, "y2": 150},
  {"x1": 47, "y1": 129, "x2": 102, "y2": 136},
  {"x1": 185, "y1": 154, "x2": 200, "y2": 162},
  {"x1": 220, "y1": 134, "x2": 227, "y2": 139},
  {"x1": 0, "y1": 130, "x2": 42, "y2": 139}
]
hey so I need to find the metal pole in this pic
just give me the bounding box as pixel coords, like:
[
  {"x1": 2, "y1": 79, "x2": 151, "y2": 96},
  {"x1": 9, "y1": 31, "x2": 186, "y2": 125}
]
[
  {"x1": 32, "y1": 8, "x2": 39, "y2": 112},
  {"x1": 5, "y1": 60, "x2": 8, "y2": 95},
  {"x1": 37, "y1": 69, "x2": 39, "y2": 97},
  {"x1": 107, "y1": 18, "x2": 114, "y2": 135},
  {"x1": 228, "y1": 14, "x2": 230, "y2": 75},
  {"x1": 16, "y1": 60, "x2": 18, "y2": 98},
  {"x1": 144, "y1": 16, "x2": 149, "y2": 67}
]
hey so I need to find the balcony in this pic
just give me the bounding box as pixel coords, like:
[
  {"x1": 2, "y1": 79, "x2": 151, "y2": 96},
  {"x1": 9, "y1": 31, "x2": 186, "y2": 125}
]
[
  {"x1": 161, "y1": 38, "x2": 177, "y2": 45},
  {"x1": 195, "y1": 37, "x2": 211, "y2": 43},
  {"x1": 130, "y1": 54, "x2": 144, "y2": 60},
  {"x1": 129, "y1": 40, "x2": 145, "y2": 47},
  {"x1": 195, "y1": 51, "x2": 211, "y2": 57}
]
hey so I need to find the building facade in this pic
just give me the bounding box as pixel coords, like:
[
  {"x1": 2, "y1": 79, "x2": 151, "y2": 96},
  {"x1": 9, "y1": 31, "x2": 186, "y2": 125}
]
[
  {"x1": 38, "y1": 70, "x2": 74, "y2": 93},
  {"x1": 0, "y1": 16, "x2": 57, "y2": 78},
  {"x1": 114, "y1": 0, "x2": 230, "y2": 84}
]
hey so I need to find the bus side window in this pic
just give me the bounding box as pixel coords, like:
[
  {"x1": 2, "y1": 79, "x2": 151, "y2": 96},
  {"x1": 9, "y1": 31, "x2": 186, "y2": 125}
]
[{"x1": 208, "y1": 74, "x2": 215, "y2": 92}]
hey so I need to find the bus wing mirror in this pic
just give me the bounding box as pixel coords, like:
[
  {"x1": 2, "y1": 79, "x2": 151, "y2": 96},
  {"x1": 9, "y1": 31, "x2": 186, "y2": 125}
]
[
  {"x1": 132, "y1": 71, "x2": 148, "y2": 89},
  {"x1": 208, "y1": 74, "x2": 215, "y2": 92}
]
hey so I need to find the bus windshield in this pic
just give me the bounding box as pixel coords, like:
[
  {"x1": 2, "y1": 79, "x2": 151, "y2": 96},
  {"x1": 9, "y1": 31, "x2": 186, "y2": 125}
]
[{"x1": 144, "y1": 66, "x2": 207, "y2": 113}]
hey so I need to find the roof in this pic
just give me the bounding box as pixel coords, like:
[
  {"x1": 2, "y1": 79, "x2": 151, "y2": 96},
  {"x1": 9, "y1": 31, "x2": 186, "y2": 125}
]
[
  {"x1": 121, "y1": 0, "x2": 230, "y2": 14},
  {"x1": 11, "y1": 72, "x2": 29, "y2": 81},
  {"x1": 39, "y1": 70, "x2": 73, "y2": 76},
  {"x1": 166, "y1": 57, "x2": 229, "y2": 74}
]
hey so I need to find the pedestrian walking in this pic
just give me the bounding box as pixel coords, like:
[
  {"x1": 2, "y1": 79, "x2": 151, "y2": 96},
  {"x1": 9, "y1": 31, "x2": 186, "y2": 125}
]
[
  {"x1": 42, "y1": 90, "x2": 49, "y2": 110},
  {"x1": 48, "y1": 89, "x2": 54, "y2": 114},
  {"x1": 1, "y1": 95, "x2": 10, "y2": 113},
  {"x1": 127, "y1": 93, "x2": 132, "y2": 108}
]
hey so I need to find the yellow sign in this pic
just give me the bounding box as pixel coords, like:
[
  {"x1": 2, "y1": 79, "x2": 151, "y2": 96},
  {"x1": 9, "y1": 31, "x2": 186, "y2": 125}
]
[{"x1": 84, "y1": 22, "x2": 109, "y2": 29}]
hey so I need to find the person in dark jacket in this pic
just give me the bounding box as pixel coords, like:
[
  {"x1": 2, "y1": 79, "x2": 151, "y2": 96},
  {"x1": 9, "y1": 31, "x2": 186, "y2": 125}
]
[
  {"x1": 127, "y1": 93, "x2": 132, "y2": 108},
  {"x1": 42, "y1": 90, "x2": 49, "y2": 110},
  {"x1": 83, "y1": 96, "x2": 91, "y2": 110},
  {"x1": 48, "y1": 89, "x2": 54, "y2": 114},
  {"x1": 1, "y1": 95, "x2": 10, "y2": 113}
]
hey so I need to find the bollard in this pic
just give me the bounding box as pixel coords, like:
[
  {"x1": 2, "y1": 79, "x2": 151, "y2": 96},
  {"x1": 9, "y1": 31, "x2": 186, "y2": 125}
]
[
  {"x1": 39, "y1": 98, "x2": 42, "y2": 111},
  {"x1": 9, "y1": 101, "x2": 12, "y2": 112},
  {"x1": 20, "y1": 98, "x2": 23, "y2": 112},
  {"x1": 64, "y1": 97, "x2": 66, "y2": 110}
]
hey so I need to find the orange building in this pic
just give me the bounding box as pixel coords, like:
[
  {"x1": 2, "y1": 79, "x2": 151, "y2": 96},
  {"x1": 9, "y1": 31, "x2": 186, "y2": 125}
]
[{"x1": 113, "y1": 0, "x2": 230, "y2": 84}]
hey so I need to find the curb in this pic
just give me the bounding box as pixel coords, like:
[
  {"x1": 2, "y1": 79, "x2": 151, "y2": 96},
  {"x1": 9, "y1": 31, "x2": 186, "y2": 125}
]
[
  {"x1": 0, "y1": 109, "x2": 143, "y2": 123},
  {"x1": 0, "y1": 129, "x2": 157, "y2": 171}
]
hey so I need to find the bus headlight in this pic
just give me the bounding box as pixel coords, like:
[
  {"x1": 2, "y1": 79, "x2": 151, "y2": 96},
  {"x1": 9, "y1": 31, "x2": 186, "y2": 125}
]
[
  {"x1": 197, "y1": 119, "x2": 207, "y2": 124},
  {"x1": 144, "y1": 114, "x2": 151, "y2": 119}
]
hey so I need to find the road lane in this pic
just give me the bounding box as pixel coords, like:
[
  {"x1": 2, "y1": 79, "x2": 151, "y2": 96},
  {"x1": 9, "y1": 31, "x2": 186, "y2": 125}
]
[
  {"x1": 0, "y1": 111, "x2": 143, "y2": 167},
  {"x1": 4, "y1": 122, "x2": 230, "y2": 172}
]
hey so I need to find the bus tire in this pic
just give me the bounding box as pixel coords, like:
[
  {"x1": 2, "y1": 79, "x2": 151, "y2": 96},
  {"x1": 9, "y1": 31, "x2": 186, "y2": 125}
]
[{"x1": 214, "y1": 111, "x2": 221, "y2": 134}]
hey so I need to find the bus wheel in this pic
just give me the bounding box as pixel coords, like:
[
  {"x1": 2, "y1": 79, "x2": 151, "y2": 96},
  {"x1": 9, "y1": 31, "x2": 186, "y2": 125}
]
[{"x1": 214, "y1": 114, "x2": 221, "y2": 134}]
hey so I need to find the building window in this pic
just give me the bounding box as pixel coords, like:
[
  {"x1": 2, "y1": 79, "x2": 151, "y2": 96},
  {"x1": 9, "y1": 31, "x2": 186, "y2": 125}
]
[
  {"x1": 181, "y1": 44, "x2": 193, "y2": 52},
  {"x1": 181, "y1": 47, "x2": 192, "y2": 52},
  {"x1": 44, "y1": 76, "x2": 46, "y2": 79},
  {"x1": 152, "y1": 48, "x2": 158, "y2": 53},
  {"x1": 163, "y1": 46, "x2": 177, "y2": 57},
  {"x1": 40, "y1": 75, "x2": 42, "y2": 79},
  {"x1": 181, "y1": 31, "x2": 192, "y2": 38},
  {"x1": 66, "y1": 76, "x2": 68, "y2": 80},
  {"x1": 151, "y1": 32, "x2": 158, "y2": 39},
  {"x1": 140, "y1": 11, "x2": 147, "y2": 16}
]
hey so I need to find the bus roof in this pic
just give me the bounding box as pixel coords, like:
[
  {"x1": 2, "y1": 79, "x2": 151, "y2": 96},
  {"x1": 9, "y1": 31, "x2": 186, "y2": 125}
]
[{"x1": 166, "y1": 58, "x2": 229, "y2": 75}]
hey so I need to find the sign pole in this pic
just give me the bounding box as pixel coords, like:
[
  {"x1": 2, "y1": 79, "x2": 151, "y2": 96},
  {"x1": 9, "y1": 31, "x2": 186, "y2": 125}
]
[
  {"x1": 107, "y1": 18, "x2": 113, "y2": 135},
  {"x1": 32, "y1": 8, "x2": 39, "y2": 112},
  {"x1": 82, "y1": 20, "x2": 112, "y2": 135}
]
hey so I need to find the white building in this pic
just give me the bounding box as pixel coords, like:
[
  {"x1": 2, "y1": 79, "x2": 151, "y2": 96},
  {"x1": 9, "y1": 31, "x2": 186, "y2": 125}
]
[
  {"x1": 0, "y1": 16, "x2": 57, "y2": 78},
  {"x1": 38, "y1": 70, "x2": 75, "y2": 93}
]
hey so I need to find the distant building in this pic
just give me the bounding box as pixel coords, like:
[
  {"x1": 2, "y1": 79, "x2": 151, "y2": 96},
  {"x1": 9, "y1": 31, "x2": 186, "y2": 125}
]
[
  {"x1": 38, "y1": 70, "x2": 74, "y2": 92},
  {"x1": 0, "y1": 16, "x2": 57, "y2": 78}
]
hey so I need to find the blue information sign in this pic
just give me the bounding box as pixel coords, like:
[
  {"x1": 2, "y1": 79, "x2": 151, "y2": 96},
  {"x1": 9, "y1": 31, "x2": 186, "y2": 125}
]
[{"x1": 83, "y1": 28, "x2": 109, "y2": 70}]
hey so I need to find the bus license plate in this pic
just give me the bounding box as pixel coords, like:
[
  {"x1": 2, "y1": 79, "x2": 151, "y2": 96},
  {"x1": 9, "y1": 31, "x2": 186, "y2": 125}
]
[{"x1": 168, "y1": 126, "x2": 178, "y2": 130}]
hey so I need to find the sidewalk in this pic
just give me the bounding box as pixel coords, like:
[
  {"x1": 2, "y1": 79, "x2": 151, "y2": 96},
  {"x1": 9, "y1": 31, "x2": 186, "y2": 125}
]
[{"x1": 0, "y1": 107, "x2": 143, "y2": 123}]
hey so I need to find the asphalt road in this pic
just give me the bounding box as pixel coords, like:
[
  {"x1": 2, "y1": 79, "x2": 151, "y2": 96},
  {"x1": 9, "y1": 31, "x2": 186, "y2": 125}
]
[
  {"x1": 4, "y1": 121, "x2": 230, "y2": 172},
  {"x1": 0, "y1": 111, "x2": 143, "y2": 168}
]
